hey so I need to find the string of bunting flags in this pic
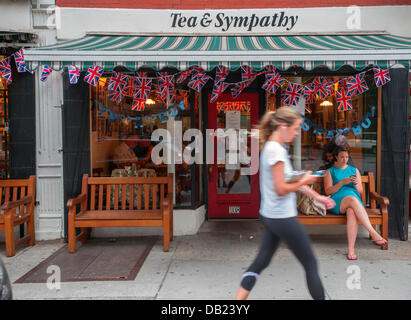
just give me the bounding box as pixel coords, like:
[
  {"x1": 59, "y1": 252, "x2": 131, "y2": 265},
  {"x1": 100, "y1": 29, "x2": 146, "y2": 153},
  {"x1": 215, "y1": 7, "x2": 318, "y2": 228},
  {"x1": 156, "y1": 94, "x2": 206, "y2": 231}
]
[
  {"x1": 1, "y1": 49, "x2": 392, "y2": 115},
  {"x1": 302, "y1": 106, "x2": 376, "y2": 139},
  {"x1": 94, "y1": 99, "x2": 184, "y2": 129}
]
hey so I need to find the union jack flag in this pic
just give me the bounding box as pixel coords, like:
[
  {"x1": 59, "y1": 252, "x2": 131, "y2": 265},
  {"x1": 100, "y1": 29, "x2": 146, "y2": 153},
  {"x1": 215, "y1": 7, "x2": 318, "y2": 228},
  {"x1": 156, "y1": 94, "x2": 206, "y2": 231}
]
[
  {"x1": 190, "y1": 66, "x2": 205, "y2": 79},
  {"x1": 132, "y1": 98, "x2": 146, "y2": 111},
  {"x1": 264, "y1": 65, "x2": 276, "y2": 74},
  {"x1": 336, "y1": 89, "x2": 353, "y2": 111},
  {"x1": 261, "y1": 71, "x2": 285, "y2": 94},
  {"x1": 157, "y1": 73, "x2": 175, "y2": 102},
  {"x1": 283, "y1": 82, "x2": 303, "y2": 106},
  {"x1": 122, "y1": 76, "x2": 133, "y2": 96},
  {"x1": 346, "y1": 73, "x2": 368, "y2": 96},
  {"x1": 303, "y1": 83, "x2": 316, "y2": 100},
  {"x1": 13, "y1": 49, "x2": 27, "y2": 72},
  {"x1": 133, "y1": 77, "x2": 152, "y2": 102},
  {"x1": 215, "y1": 65, "x2": 229, "y2": 84},
  {"x1": 316, "y1": 84, "x2": 331, "y2": 101},
  {"x1": 241, "y1": 65, "x2": 257, "y2": 83},
  {"x1": 176, "y1": 69, "x2": 192, "y2": 84},
  {"x1": 40, "y1": 65, "x2": 53, "y2": 82},
  {"x1": 231, "y1": 80, "x2": 250, "y2": 99},
  {"x1": 372, "y1": 67, "x2": 391, "y2": 87},
  {"x1": 68, "y1": 65, "x2": 80, "y2": 84},
  {"x1": 108, "y1": 90, "x2": 124, "y2": 103},
  {"x1": 84, "y1": 65, "x2": 103, "y2": 86},
  {"x1": 210, "y1": 81, "x2": 230, "y2": 103},
  {"x1": 108, "y1": 71, "x2": 127, "y2": 92},
  {"x1": 187, "y1": 72, "x2": 210, "y2": 92},
  {"x1": 0, "y1": 57, "x2": 12, "y2": 83}
]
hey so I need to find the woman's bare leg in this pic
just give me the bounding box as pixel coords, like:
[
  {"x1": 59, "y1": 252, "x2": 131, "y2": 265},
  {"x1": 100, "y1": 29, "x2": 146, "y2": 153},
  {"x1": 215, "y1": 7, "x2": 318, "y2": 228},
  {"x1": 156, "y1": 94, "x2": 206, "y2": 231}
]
[
  {"x1": 346, "y1": 208, "x2": 358, "y2": 257},
  {"x1": 235, "y1": 286, "x2": 251, "y2": 300},
  {"x1": 340, "y1": 197, "x2": 384, "y2": 241}
]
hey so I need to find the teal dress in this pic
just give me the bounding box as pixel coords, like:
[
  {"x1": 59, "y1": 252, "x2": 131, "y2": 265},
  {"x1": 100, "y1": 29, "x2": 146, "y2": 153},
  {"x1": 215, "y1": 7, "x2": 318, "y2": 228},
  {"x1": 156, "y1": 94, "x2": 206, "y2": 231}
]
[{"x1": 328, "y1": 165, "x2": 363, "y2": 215}]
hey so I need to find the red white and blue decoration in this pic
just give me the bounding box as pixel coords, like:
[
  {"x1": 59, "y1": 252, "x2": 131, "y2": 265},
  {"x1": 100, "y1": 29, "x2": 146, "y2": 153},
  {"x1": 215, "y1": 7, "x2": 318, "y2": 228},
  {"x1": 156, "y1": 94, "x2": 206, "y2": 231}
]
[
  {"x1": 283, "y1": 82, "x2": 304, "y2": 106},
  {"x1": 68, "y1": 65, "x2": 80, "y2": 84},
  {"x1": 40, "y1": 65, "x2": 53, "y2": 82},
  {"x1": 108, "y1": 90, "x2": 124, "y2": 103},
  {"x1": 187, "y1": 72, "x2": 210, "y2": 92},
  {"x1": 262, "y1": 70, "x2": 285, "y2": 94},
  {"x1": 210, "y1": 81, "x2": 230, "y2": 103},
  {"x1": 214, "y1": 65, "x2": 229, "y2": 84},
  {"x1": 132, "y1": 77, "x2": 152, "y2": 111},
  {"x1": 240, "y1": 65, "x2": 258, "y2": 84},
  {"x1": 13, "y1": 49, "x2": 28, "y2": 73},
  {"x1": 346, "y1": 73, "x2": 369, "y2": 96},
  {"x1": 372, "y1": 67, "x2": 391, "y2": 87},
  {"x1": 84, "y1": 65, "x2": 103, "y2": 86},
  {"x1": 0, "y1": 57, "x2": 12, "y2": 83},
  {"x1": 108, "y1": 71, "x2": 127, "y2": 92},
  {"x1": 336, "y1": 89, "x2": 353, "y2": 111}
]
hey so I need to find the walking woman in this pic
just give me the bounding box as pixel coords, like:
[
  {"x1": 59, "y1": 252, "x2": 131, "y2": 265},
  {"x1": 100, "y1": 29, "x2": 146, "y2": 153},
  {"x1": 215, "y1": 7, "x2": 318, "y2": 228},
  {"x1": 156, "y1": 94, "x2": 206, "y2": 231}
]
[{"x1": 235, "y1": 107, "x2": 335, "y2": 300}]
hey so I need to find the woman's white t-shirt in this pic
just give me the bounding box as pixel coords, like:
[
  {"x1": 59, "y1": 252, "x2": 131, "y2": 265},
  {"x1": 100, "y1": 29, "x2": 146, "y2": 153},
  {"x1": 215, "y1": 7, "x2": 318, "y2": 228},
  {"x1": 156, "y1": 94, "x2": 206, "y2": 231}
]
[{"x1": 259, "y1": 141, "x2": 297, "y2": 219}]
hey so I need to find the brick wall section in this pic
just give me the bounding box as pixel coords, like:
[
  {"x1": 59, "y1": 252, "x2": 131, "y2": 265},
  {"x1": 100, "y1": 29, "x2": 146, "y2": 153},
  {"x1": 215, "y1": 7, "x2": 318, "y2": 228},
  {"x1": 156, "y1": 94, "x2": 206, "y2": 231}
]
[{"x1": 56, "y1": 0, "x2": 411, "y2": 9}]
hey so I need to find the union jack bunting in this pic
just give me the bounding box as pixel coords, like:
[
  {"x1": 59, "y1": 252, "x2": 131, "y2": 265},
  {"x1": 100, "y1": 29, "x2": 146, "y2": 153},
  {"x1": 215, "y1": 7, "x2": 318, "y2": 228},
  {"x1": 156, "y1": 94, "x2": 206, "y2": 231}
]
[
  {"x1": 108, "y1": 71, "x2": 127, "y2": 92},
  {"x1": 40, "y1": 65, "x2": 53, "y2": 82},
  {"x1": 132, "y1": 98, "x2": 146, "y2": 111},
  {"x1": 215, "y1": 65, "x2": 229, "y2": 84},
  {"x1": 303, "y1": 83, "x2": 316, "y2": 100},
  {"x1": 135, "y1": 72, "x2": 148, "y2": 78},
  {"x1": 316, "y1": 84, "x2": 331, "y2": 101},
  {"x1": 210, "y1": 81, "x2": 230, "y2": 103},
  {"x1": 157, "y1": 73, "x2": 175, "y2": 102},
  {"x1": 13, "y1": 49, "x2": 27, "y2": 72},
  {"x1": 84, "y1": 65, "x2": 103, "y2": 86},
  {"x1": 231, "y1": 80, "x2": 251, "y2": 99},
  {"x1": 0, "y1": 57, "x2": 12, "y2": 83},
  {"x1": 190, "y1": 66, "x2": 205, "y2": 79},
  {"x1": 283, "y1": 82, "x2": 303, "y2": 106},
  {"x1": 133, "y1": 77, "x2": 152, "y2": 102},
  {"x1": 176, "y1": 69, "x2": 192, "y2": 84},
  {"x1": 122, "y1": 76, "x2": 133, "y2": 96},
  {"x1": 68, "y1": 65, "x2": 80, "y2": 84},
  {"x1": 240, "y1": 65, "x2": 258, "y2": 83},
  {"x1": 187, "y1": 72, "x2": 210, "y2": 92},
  {"x1": 336, "y1": 89, "x2": 353, "y2": 111},
  {"x1": 261, "y1": 71, "x2": 285, "y2": 94},
  {"x1": 372, "y1": 67, "x2": 391, "y2": 87},
  {"x1": 304, "y1": 100, "x2": 312, "y2": 114},
  {"x1": 108, "y1": 90, "x2": 124, "y2": 103},
  {"x1": 264, "y1": 65, "x2": 276, "y2": 74},
  {"x1": 346, "y1": 73, "x2": 368, "y2": 96}
]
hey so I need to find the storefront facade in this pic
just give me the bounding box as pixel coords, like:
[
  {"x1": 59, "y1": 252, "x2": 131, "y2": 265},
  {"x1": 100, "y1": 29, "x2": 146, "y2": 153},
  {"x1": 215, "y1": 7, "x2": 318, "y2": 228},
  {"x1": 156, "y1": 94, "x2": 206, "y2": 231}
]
[{"x1": 12, "y1": 1, "x2": 411, "y2": 240}]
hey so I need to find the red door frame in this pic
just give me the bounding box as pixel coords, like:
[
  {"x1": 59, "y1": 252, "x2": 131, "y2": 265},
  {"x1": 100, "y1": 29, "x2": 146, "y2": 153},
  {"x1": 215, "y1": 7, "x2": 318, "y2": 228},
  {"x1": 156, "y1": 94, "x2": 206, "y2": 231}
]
[{"x1": 207, "y1": 92, "x2": 260, "y2": 219}]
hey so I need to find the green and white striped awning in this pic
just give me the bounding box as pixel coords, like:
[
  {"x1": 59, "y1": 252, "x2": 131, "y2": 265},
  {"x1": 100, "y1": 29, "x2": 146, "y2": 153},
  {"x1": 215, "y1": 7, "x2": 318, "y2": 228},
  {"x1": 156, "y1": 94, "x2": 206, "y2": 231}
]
[{"x1": 24, "y1": 34, "x2": 411, "y2": 71}]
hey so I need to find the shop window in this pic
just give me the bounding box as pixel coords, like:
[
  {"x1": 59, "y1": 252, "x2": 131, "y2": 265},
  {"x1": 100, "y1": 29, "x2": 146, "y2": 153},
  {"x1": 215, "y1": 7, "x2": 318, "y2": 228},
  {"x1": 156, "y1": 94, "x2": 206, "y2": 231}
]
[
  {"x1": 267, "y1": 72, "x2": 379, "y2": 180},
  {"x1": 0, "y1": 76, "x2": 9, "y2": 179},
  {"x1": 89, "y1": 71, "x2": 203, "y2": 209}
]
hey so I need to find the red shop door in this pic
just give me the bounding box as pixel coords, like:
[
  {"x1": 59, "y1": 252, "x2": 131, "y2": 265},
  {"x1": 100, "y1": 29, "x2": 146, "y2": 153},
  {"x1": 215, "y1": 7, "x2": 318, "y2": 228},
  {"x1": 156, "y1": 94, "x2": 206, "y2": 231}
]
[{"x1": 207, "y1": 92, "x2": 260, "y2": 219}]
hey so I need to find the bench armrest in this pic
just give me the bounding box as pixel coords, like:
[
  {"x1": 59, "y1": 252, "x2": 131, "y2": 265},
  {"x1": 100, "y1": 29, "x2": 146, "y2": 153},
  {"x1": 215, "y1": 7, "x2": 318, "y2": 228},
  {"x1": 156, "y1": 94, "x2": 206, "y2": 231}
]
[
  {"x1": 369, "y1": 191, "x2": 389, "y2": 208},
  {"x1": 67, "y1": 193, "x2": 87, "y2": 208},
  {"x1": 1, "y1": 196, "x2": 33, "y2": 211}
]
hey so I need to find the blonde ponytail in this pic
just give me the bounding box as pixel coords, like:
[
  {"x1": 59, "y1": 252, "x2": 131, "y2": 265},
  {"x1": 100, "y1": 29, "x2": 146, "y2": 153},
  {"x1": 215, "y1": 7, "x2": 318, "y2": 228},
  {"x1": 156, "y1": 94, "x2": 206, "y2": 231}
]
[{"x1": 255, "y1": 106, "x2": 301, "y2": 151}]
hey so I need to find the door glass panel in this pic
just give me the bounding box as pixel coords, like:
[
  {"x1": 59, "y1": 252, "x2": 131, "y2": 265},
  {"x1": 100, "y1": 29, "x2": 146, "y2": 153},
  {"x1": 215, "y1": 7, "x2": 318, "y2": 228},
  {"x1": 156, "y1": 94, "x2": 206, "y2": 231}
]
[{"x1": 216, "y1": 102, "x2": 251, "y2": 194}]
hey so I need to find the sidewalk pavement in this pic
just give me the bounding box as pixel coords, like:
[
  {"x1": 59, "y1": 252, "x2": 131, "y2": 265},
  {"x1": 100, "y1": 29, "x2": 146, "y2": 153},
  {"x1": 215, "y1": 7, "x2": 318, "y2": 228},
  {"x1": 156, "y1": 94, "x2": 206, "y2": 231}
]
[{"x1": 1, "y1": 220, "x2": 411, "y2": 300}]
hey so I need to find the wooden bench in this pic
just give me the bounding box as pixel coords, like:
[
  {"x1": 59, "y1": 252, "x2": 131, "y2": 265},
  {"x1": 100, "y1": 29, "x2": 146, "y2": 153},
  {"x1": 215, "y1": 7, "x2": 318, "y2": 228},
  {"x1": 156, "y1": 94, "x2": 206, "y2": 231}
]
[
  {"x1": 0, "y1": 176, "x2": 36, "y2": 257},
  {"x1": 67, "y1": 173, "x2": 173, "y2": 253},
  {"x1": 297, "y1": 172, "x2": 389, "y2": 250}
]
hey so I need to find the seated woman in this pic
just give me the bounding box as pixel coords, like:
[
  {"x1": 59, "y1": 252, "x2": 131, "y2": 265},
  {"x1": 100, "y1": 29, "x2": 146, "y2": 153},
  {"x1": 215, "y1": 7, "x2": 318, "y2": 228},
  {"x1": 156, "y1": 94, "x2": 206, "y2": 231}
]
[{"x1": 323, "y1": 145, "x2": 387, "y2": 260}]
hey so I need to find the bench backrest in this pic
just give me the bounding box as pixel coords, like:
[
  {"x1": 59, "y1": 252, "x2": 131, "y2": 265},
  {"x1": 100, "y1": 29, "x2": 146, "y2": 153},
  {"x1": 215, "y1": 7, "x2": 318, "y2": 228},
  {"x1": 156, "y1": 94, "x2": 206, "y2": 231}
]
[
  {"x1": 81, "y1": 174, "x2": 173, "y2": 212},
  {"x1": 313, "y1": 172, "x2": 376, "y2": 209},
  {"x1": 0, "y1": 176, "x2": 36, "y2": 207}
]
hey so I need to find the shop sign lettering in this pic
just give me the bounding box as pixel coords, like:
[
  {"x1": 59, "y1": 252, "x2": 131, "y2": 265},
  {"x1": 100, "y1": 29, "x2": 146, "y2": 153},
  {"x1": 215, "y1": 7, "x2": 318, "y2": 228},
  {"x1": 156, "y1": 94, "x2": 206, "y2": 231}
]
[{"x1": 170, "y1": 12, "x2": 299, "y2": 32}]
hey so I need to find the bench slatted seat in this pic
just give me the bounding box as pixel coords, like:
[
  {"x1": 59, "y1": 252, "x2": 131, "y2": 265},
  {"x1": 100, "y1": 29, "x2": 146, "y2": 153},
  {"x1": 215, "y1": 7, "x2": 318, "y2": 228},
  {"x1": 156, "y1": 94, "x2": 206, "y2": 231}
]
[
  {"x1": 0, "y1": 176, "x2": 36, "y2": 257},
  {"x1": 67, "y1": 173, "x2": 173, "y2": 253},
  {"x1": 297, "y1": 172, "x2": 389, "y2": 250}
]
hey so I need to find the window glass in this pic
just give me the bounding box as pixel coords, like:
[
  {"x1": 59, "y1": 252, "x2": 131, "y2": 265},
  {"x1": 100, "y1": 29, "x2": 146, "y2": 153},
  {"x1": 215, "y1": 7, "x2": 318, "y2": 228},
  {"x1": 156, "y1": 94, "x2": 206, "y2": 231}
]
[{"x1": 0, "y1": 76, "x2": 9, "y2": 180}]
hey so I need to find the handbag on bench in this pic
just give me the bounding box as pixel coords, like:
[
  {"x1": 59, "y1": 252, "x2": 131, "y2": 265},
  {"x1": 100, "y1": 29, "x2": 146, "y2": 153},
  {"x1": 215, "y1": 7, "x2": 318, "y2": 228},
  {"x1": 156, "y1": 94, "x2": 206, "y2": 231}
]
[{"x1": 297, "y1": 191, "x2": 327, "y2": 216}]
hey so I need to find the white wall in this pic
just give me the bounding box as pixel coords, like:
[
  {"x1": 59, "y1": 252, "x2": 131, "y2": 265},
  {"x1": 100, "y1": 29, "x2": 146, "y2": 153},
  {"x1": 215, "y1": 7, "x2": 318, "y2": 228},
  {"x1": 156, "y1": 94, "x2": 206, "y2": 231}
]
[
  {"x1": 0, "y1": 0, "x2": 32, "y2": 31},
  {"x1": 56, "y1": 6, "x2": 411, "y2": 40}
]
